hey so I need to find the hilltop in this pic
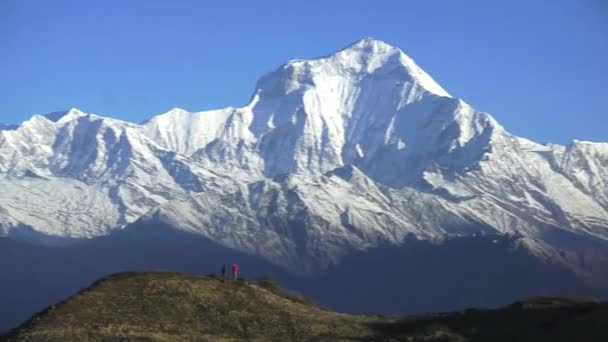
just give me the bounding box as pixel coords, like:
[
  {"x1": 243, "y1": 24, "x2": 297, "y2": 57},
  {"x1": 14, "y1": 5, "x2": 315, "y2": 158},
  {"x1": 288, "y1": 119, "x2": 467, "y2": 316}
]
[{"x1": 3, "y1": 272, "x2": 608, "y2": 342}]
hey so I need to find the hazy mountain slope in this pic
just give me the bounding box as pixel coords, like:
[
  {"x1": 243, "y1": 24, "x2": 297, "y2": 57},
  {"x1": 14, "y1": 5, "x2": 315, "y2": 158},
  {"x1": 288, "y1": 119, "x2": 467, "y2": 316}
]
[
  {"x1": 147, "y1": 166, "x2": 490, "y2": 274},
  {"x1": 0, "y1": 124, "x2": 18, "y2": 131},
  {"x1": 4, "y1": 228, "x2": 605, "y2": 334}
]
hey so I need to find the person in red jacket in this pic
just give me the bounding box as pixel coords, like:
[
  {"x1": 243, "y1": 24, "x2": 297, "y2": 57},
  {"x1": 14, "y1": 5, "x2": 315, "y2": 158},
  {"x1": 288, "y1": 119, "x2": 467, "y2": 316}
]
[{"x1": 232, "y1": 263, "x2": 239, "y2": 281}]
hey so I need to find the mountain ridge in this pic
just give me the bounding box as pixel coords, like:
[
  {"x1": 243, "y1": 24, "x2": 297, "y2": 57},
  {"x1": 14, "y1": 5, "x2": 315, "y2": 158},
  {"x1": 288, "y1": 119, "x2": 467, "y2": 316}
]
[{"x1": 0, "y1": 37, "x2": 607, "y2": 278}]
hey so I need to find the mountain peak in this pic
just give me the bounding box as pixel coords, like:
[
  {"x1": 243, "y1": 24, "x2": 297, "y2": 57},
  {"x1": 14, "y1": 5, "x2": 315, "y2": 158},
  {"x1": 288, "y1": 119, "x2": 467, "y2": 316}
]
[
  {"x1": 338, "y1": 38, "x2": 451, "y2": 97},
  {"x1": 321, "y1": 37, "x2": 403, "y2": 72},
  {"x1": 342, "y1": 37, "x2": 398, "y2": 54},
  {"x1": 43, "y1": 108, "x2": 86, "y2": 123},
  {"x1": 257, "y1": 38, "x2": 450, "y2": 100},
  {"x1": 163, "y1": 107, "x2": 189, "y2": 116},
  {"x1": 140, "y1": 107, "x2": 190, "y2": 126}
]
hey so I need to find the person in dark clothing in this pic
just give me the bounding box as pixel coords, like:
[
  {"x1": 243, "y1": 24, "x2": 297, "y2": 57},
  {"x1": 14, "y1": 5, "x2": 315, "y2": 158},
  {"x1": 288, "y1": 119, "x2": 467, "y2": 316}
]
[
  {"x1": 232, "y1": 263, "x2": 239, "y2": 281},
  {"x1": 221, "y1": 264, "x2": 227, "y2": 281}
]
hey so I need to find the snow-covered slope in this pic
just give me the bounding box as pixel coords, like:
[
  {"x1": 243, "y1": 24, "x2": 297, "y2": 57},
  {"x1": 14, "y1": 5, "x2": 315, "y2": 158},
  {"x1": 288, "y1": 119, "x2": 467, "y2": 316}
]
[
  {"x1": 1, "y1": 38, "x2": 607, "y2": 277},
  {"x1": 0, "y1": 109, "x2": 249, "y2": 237}
]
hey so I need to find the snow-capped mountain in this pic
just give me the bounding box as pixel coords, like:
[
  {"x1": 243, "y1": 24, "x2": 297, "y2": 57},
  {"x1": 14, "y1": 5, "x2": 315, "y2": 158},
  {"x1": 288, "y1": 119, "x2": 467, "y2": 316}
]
[{"x1": 1, "y1": 38, "x2": 607, "y2": 277}]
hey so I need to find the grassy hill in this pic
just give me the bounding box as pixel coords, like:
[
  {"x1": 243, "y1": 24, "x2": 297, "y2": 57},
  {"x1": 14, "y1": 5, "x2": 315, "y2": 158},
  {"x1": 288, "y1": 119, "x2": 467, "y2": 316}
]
[{"x1": 3, "y1": 272, "x2": 608, "y2": 341}]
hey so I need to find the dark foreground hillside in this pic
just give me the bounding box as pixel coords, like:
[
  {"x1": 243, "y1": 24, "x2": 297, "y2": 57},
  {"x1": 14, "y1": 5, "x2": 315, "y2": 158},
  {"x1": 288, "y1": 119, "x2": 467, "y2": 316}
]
[
  {"x1": 3, "y1": 272, "x2": 608, "y2": 342},
  {"x1": 4, "y1": 226, "x2": 603, "y2": 334}
]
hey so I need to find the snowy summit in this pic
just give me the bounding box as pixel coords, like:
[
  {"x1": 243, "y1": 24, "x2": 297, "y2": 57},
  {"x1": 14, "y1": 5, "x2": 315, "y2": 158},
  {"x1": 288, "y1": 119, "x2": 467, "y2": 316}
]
[{"x1": 0, "y1": 38, "x2": 607, "y2": 275}]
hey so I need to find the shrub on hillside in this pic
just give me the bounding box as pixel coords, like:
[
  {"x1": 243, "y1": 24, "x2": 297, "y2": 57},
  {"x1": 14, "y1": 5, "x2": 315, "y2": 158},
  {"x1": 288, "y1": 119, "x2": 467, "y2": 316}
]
[{"x1": 257, "y1": 275, "x2": 278, "y2": 289}]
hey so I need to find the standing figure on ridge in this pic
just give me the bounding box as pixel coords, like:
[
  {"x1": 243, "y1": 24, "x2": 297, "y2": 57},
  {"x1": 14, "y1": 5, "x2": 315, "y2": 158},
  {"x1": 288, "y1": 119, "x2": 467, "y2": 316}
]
[
  {"x1": 221, "y1": 264, "x2": 227, "y2": 281},
  {"x1": 232, "y1": 263, "x2": 239, "y2": 281}
]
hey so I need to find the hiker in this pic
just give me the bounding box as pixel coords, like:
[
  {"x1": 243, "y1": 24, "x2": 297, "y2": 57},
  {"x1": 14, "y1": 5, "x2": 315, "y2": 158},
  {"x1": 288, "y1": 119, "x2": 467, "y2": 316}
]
[
  {"x1": 221, "y1": 264, "x2": 227, "y2": 280},
  {"x1": 232, "y1": 263, "x2": 239, "y2": 281}
]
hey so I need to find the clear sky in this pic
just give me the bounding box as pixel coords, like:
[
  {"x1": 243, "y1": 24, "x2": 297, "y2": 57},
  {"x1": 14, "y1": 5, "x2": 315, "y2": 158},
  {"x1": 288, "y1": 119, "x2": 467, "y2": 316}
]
[{"x1": 1, "y1": 0, "x2": 606, "y2": 144}]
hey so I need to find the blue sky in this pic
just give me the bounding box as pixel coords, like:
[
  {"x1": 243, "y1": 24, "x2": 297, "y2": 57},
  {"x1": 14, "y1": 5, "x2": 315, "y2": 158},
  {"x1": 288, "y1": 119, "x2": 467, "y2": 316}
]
[{"x1": 1, "y1": 0, "x2": 606, "y2": 144}]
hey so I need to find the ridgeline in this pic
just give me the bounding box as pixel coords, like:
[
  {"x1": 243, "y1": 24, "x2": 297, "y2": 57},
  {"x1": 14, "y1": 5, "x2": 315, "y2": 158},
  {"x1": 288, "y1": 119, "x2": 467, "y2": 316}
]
[{"x1": 3, "y1": 272, "x2": 607, "y2": 341}]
